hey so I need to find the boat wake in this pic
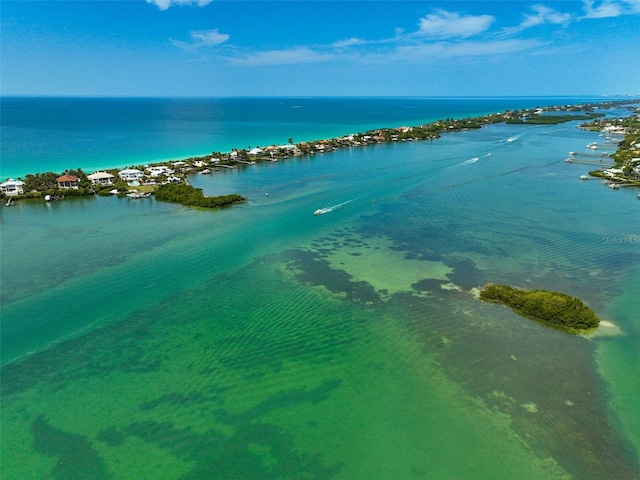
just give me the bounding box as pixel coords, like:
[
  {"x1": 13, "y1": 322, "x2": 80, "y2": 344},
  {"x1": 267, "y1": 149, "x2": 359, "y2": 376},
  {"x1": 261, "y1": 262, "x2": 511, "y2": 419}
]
[
  {"x1": 314, "y1": 200, "x2": 352, "y2": 216},
  {"x1": 458, "y1": 153, "x2": 491, "y2": 166},
  {"x1": 459, "y1": 157, "x2": 479, "y2": 166}
]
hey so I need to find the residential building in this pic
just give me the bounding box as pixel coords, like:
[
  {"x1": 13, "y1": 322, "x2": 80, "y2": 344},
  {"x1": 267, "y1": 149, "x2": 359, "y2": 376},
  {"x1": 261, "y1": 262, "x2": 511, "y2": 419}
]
[
  {"x1": 57, "y1": 174, "x2": 80, "y2": 189},
  {"x1": 0, "y1": 179, "x2": 25, "y2": 196},
  {"x1": 87, "y1": 171, "x2": 115, "y2": 186},
  {"x1": 118, "y1": 169, "x2": 144, "y2": 181}
]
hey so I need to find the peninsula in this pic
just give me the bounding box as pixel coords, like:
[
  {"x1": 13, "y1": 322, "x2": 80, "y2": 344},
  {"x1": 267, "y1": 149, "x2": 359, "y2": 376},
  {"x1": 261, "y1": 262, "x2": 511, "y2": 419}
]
[
  {"x1": 578, "y1": 114, "x2": 640, "y2": 188},
  {"x1": 479, "y1": 284, "x2": 601, "y2": 333},
  {"x1": 2, "y1": 99, "x2": 639, "y2": 206}
]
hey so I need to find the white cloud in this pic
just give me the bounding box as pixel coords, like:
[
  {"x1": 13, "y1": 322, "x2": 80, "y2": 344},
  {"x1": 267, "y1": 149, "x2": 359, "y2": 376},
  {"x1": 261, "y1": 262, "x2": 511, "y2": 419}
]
[
  {"x1": 146, "y1": 0, "x2": 213, "y2": 11},
  {"x1": 190, "y1": 29, "x2": 229, "y2": 46},
  {"x1": 171, "y1": 5, "x2": 578, "y2": 69},
  {"x1": 582, "y1": 0, "x2": 624, "y2": 17},
  {"x1": 417, "y1": 9, "x2": 495, "y2": 38},
  {"x1": 581, "y1": 0, "x2": 640, "y2": 18},
  {"x1": 227, "y1": 47, "x2": 334, "y2": 67},
  {"x1": 394, "y1": 39, "x2": 542, "y2": 61},
  {"x1": 332, "y1": 38, "x2": 367, "y2": 48},
  {"x1": 172, "y1": 29, "x2": 229, "y2": 50},
  {"x1": 520, "y1": 5, "x2": 572, "y2": 28},
  {"x1": 501, "y1": 4, "x2": 572, "y2": 35}
]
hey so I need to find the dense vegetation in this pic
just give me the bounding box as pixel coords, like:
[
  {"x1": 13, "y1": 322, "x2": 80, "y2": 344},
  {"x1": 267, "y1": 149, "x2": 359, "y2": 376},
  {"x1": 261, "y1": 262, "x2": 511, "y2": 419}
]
[
  {"x1": 479, "y1": 284, "x2": 600, "y2": 332},
  {"x1": 154, "y1": 183, "x2": 246, "y2": 209},
  {"x1": 580, "y1": 113, "x2": 640, "y2": 185},
  {"x1": 505, "y1": 112, "x2": 604, "y2": 125}
]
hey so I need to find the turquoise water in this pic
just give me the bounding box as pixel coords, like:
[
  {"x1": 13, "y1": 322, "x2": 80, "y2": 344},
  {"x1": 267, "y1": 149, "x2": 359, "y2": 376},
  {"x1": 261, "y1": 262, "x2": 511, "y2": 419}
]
[
  {"x1": 1, "y1": 99, "x2": 639, "y2": 479},
  {"x1": 0, "y1": 96, "x2": 606, "y2": 179}
]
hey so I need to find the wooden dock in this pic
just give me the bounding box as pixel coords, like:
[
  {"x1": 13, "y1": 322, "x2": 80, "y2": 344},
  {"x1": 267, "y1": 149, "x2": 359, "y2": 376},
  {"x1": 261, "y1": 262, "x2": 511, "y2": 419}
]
[
  {"x1": 565, "y1": 158, "x2": 615, "y2": 167},
  {"x1": 569, "y1": 151, "x2": 610, "y2": 158}
]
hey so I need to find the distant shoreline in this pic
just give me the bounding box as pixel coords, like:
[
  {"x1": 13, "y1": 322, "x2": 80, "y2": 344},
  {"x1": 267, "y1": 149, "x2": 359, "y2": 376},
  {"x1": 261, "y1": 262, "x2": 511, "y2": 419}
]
[
  {"x1": 2, "y1": 99, "x2": 638, "y2": 202},
  {"x1": 2, "y1": 96, "x2": 634, "y2": 180}
]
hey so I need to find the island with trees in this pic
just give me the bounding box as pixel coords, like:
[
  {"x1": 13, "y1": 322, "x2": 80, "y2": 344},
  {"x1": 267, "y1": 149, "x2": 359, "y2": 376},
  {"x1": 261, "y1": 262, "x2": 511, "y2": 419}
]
[
  {"x1": 479, "y1": 284, "x2": 600, "y2": 333},
  {"x1": 153, "y1": 184, "x2": 246, "y2": 209}
]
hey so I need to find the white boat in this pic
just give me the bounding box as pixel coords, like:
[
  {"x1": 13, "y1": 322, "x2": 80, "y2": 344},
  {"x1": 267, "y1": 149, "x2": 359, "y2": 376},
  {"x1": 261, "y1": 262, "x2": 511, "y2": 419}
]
[
  {"x1": 126, "y1": 191, "x2": 152, "y2": 198},
  {"x1": 314, "y1": 200, "x2": 352, "y2": 216},
  {"x1": 580, "y1": 175, "x2": 589, "y2": 180}
]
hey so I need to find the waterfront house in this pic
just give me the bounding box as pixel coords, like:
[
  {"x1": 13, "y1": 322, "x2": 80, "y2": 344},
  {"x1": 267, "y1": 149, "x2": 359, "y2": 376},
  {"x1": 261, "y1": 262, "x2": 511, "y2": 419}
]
[
  {"x1": 118, "y1": 168, "x2": 144, "y2": 182},
  {"x1": 87, "y1": 171, "x2": 114, "y2": 186},
  {"x1": 603, "y1": 168, "x2": 624, "y2": 177},
  {"x1": 249, "y1": 147, "x2": 264, "y2": 156},
  {"x1": 57, "y1": 174, "x2": 80, "y2": 189},
  {"x1": 0, "y1": 179, "x2": 25, "y2": 196},
  {"x1": 147, "y1": 166, "x2": 174, "y2": 177}
]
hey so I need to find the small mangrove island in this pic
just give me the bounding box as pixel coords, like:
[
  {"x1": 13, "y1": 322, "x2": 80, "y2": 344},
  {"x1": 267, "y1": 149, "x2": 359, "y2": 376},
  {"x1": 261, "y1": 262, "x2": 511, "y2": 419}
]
[
  {"x1": 479, "y1": 284, "x2": 600, "y2": 333},
  {"x1": 154, "y1": 184, "x2": 246, "y2": 209}
]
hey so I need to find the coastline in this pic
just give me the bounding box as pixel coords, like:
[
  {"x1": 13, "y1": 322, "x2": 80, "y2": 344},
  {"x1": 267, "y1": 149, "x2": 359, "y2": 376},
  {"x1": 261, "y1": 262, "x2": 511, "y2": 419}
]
[
  {"x1": 2, "y1": 99, "x2": 639, "y2": 479},
  {"x1": 1, "y1": 96, "x2": 633, "y2": 181},
  {"x1": 3, "y1": 98, "x2": 638, "y2": 203}
]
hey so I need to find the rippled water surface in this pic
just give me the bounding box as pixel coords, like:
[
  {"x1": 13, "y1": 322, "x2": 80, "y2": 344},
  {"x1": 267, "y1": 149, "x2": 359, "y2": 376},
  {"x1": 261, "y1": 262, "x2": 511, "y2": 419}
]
[{"x1": 1, "y1": 112, "x2": 639, "y2": 479}]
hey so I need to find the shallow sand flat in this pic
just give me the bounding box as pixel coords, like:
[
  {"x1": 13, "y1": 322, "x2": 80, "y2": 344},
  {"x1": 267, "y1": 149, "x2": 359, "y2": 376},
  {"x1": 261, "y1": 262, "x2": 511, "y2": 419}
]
[
  {"x1": 317, "y1": 233, "x2": 452, "y2": 298},
  {"x1": 594, "y1": 320, "x2": 623, "y2": 336}
]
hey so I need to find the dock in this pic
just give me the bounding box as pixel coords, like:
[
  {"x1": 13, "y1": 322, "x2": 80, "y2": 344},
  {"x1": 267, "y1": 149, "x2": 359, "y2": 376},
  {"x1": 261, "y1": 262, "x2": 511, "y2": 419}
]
[
  {"x1": 564, "y1": 158, "x2": 615, "y2": 167},
  {"x1": 568, "y1": 151, "x2": 610, "y2": 158}
]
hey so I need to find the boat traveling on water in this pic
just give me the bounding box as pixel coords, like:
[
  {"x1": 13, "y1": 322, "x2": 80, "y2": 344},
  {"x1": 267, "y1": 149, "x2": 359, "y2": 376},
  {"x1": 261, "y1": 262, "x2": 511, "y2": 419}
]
[{"x1": 126, "y1": 191, "x2": 152, "y2": 199}]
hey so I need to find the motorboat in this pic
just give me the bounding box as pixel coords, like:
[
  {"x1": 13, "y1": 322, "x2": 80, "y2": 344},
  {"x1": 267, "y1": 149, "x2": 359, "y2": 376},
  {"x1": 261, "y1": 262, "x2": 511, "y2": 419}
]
[{"x1": 126, "y1": 191, "x2": 152, "y2": 199}]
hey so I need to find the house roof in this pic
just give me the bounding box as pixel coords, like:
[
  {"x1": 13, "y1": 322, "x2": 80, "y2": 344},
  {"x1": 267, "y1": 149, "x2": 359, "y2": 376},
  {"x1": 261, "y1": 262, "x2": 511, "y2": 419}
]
[
  {"x1": 88, "y1": 171, "x2": 114, "y2": 179},
  {"x1": 57, "y1": 174, "x2": 80, "y2": 182},
  {"x1": 1, "y1": 178, "x2": 25, "y2": 187}
]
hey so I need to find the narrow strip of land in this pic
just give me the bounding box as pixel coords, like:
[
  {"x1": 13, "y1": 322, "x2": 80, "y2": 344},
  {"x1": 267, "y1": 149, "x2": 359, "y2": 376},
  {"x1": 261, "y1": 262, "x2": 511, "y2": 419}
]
[{"x1": 2, "y1": 99, "x2": 638, "y2": 205}]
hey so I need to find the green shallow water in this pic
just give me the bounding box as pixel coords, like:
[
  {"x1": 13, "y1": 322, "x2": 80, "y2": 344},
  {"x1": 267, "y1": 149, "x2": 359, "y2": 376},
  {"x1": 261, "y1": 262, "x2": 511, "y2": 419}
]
[{"x1": 1, "y1": 120, "x2": 639, "y2": 479}]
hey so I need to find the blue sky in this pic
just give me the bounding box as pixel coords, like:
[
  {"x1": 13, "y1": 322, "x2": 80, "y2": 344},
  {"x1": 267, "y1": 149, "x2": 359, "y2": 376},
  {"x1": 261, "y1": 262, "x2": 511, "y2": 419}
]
[{"x1": 2, "y1": 0, "x2": 639, "y2": 96}]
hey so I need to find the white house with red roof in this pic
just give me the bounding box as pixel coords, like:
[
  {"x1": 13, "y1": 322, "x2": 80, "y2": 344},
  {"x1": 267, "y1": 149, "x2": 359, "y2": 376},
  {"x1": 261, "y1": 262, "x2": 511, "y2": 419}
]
[{"x1": 57, "y1": 174, "x2": 80, "y2": 189}]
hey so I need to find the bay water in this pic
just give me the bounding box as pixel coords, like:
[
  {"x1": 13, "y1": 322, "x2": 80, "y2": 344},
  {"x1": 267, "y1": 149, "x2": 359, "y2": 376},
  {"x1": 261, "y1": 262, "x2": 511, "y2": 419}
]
[{"x1": 1, "y1": 97, "x2": 639, "y2": 479}]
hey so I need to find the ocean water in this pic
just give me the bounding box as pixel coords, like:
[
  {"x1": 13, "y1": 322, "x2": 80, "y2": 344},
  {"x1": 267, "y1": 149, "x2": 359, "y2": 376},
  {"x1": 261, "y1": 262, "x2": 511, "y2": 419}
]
[
  {"x1": 1, "y1": 98, "x2": 639, "y2": 479},
  {"x1": 0, "y1": 96, "x2": 605, "y2": 179}
]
